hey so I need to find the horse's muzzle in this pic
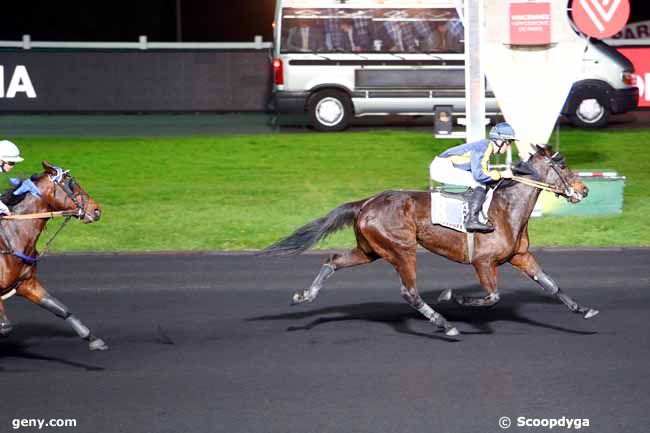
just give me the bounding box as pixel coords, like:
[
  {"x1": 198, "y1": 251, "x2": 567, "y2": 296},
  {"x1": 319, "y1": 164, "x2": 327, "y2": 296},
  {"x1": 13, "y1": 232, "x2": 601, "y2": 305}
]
[
  {"x1": 567, "y1": 181, "x2": 588, "y2": 203},
  {"x1": 83, "y1": 208, "x2": 102, "y2": 223}
]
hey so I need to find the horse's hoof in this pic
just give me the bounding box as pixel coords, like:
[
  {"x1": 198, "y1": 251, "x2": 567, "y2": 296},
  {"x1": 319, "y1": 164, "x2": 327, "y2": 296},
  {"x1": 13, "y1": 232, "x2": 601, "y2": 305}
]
[
  {"x1": 438, "y1": 289, "x2": 453, "y2": 303},
  {"x1": 0, "y1": 321, "x2": 13, "y2": 336},
  {"x1": 445, "y1": 327, "x2": 460, "y2": 337},
  {"x1": 89, "y1": 338, "x2": 108, "y2": 351},
  {"x1": 291, "y1": 290, "x2": 312, "y2": 306},
  {"x1": 290, "y1": 293, "x2": 303, "y2": 305},
  {"x1": 584, "y1": 309, "x2": 599, "y2": 319}
]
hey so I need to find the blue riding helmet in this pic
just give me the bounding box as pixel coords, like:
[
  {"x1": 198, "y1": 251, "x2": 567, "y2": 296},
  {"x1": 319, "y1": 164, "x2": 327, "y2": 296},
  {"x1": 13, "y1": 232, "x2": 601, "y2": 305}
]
[{"x1": 489, "y1": 122, "x2": 517, "y2": 142}]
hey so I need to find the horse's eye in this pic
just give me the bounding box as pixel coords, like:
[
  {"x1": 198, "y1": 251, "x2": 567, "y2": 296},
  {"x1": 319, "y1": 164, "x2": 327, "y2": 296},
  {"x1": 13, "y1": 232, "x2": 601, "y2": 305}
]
[{"x1": 68, "y1": 178, "x2": 76, "y2": 189}]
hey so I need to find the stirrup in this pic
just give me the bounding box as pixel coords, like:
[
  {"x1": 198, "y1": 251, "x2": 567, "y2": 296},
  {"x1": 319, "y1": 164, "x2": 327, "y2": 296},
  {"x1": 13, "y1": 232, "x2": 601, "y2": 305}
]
[{"x1": 466, "y1": 221, "x2": 494, "y2": 233}]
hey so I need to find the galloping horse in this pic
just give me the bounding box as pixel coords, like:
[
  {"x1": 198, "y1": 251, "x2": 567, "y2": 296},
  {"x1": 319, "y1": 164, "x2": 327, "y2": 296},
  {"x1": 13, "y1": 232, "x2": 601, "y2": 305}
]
[
  {"x1": 263, "y1": 144, "x2": 598, "y2": 337},
  {"x1": 0, "y1": 161, "x2": 107, "y2": 350}
]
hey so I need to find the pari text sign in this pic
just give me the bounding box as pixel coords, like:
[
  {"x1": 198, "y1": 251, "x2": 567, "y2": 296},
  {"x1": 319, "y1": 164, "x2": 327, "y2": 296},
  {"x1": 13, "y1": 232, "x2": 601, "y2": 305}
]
[
  {"x1": 572, "y1": 0, "x2": 630, "y2": 38},
  {"x1": 510, "y1": 2, "x2": 551, "y2": 45}
]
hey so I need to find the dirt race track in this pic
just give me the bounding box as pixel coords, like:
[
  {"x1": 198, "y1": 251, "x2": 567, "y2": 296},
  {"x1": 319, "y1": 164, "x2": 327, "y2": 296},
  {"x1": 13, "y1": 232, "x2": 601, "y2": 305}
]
[{"x1": 0, "y1": 250, "x2": 648, "y2": 433}]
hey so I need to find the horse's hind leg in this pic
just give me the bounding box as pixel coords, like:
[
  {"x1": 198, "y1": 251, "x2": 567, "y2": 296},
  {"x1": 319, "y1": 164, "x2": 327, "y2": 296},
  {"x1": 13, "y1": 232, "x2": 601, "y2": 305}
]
[
  {"x1": 16, "y1": 276, "x2": 109, "y2": 350},
  {"x1": 291, "y1": 248, "x2": 377, "y2": 305},
  {"x1": 439, "y1": 260, "x2": 501, "y2": 308},
  {"x1": 0, "y1": 299, "x2": 12, "y2": 336},
  {"x1": 510, "y1": 252, "x2": 598, "y2": 319}
]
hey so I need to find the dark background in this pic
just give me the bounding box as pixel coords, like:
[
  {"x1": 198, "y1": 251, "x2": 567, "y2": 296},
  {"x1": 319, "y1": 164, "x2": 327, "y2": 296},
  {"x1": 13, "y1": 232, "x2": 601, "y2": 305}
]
[
  {"x1": 0, "y1": 0, "x2": 276, "y2": 42},
  {"x1": 0, "y1": 0, "x2": 647, "y2": 43}
]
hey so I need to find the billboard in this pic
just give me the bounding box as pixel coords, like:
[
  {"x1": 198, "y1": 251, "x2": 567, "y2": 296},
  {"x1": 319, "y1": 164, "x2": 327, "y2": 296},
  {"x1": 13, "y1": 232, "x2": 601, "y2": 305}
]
[{"x1": 0, "y1": 51, "x2": 272, "y2": 112}]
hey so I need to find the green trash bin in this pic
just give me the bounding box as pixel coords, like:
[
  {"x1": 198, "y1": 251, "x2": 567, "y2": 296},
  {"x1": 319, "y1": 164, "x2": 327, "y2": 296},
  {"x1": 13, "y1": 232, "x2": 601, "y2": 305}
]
[{"x1": 537, "y1": 170, "x2": 626, "y2": 217}]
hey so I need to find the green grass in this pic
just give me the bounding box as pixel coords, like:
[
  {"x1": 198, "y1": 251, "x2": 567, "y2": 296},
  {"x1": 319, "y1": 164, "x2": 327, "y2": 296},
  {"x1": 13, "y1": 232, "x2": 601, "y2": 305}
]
[{"x1": 6, "y1": 129, "x2": 650, "y2": 252}]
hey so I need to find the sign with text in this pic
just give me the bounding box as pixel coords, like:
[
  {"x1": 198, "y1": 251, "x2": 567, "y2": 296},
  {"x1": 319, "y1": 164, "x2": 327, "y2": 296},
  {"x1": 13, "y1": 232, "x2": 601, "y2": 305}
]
[
  {"x1": 611, "y1": 20, "x2": 650, "y2": 41},
  {"x1": 510, "y1": 2, "x2": 551, "y2": 45},
  {"x1": 0, "y1": 66, "x2": 37, "y2": 99},
  {"x1": 0, "y1": 51, "x2": 271, "y2": 112},
  {"x1": 572, "y1": 0, "x2": 630, "y2": 39},
  {"x1": 617, "y1": 47, "x2": 650, "y2": 108}
]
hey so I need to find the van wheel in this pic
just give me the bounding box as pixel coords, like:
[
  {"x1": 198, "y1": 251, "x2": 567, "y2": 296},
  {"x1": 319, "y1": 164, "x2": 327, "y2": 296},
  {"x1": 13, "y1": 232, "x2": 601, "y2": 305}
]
[
  {"x1": 308, "y1": 90, "x2": 352, "y2": 132},
  {"x1": 569, "y1": 97, "x2": 610, "y2": 128}
]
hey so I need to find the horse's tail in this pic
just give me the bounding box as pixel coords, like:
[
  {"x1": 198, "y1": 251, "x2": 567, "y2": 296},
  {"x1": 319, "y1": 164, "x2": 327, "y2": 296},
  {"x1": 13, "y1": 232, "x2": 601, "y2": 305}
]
[{"x1": 261, "y1": 198, "x2": 367, "y2": 256}]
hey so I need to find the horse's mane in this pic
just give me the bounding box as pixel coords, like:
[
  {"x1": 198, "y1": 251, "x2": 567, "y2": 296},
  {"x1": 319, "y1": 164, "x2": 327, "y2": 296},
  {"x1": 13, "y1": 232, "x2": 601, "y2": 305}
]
[{"x1": 0, "y1": 173, "x2": 45, "y2": 208}]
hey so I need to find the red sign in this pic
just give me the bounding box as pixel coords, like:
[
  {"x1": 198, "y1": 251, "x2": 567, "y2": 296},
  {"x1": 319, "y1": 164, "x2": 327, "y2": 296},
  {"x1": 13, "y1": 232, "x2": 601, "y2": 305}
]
[
  {"x1": 573, "y1": 0, "x2": 630, "y2": 39},
  {"x1": 617, "y1": 47, "x2": 650, "y2": 108},
  {"x1": 510, "y1": 2, "x2": 551, "y2": 45}
]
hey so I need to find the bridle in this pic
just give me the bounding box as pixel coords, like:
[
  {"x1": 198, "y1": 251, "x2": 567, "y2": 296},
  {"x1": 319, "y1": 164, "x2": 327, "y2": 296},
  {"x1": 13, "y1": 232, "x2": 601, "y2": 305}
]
[
  {"x1": 546, "y1": 153, "x2": 582, "y2": 201},
  {"x1": 47, "y1": 167, "x2": 90, "y2": 220},
  {"x1": 512, "y1": 152, "x2": 583, "y2": 202}
]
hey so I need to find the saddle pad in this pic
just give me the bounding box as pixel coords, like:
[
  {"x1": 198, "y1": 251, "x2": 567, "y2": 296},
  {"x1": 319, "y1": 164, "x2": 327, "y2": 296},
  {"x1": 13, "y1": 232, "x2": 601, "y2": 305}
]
[
  {"x1": 431, "y1": 192, "x2": 468, "y2": 232},
  {"x1": 430, "y1": 189, "x2": 493, "y2": 233}
]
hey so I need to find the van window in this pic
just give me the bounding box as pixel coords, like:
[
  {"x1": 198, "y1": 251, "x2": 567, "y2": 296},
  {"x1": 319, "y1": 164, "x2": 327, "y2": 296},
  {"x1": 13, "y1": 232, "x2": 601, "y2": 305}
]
[{"x1": 280, "y1": 8, "x2": 464, "y2": 54}]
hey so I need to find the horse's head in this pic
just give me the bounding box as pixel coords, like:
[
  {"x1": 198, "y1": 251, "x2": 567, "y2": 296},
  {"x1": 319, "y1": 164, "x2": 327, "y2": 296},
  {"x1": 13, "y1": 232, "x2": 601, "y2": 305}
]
[
  {"x1": 527, "y1": 144, "x2": 589, "y2": 204},
  {"x1": 31, "y1": 161, "x2": 102, "y2": 223}
]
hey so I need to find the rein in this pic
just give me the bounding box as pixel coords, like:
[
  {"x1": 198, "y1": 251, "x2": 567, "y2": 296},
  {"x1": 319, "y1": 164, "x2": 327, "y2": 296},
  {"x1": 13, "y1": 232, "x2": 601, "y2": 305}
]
[
  {"x1": 0, "y1": 215, "x2": 71, "y2": 300},
  {"x1": 511, "y1": 175, "x2": 564, "y2": 194},
  {"x1": 1, "y1": 210, "x2": 77, "y2": 220},
  {"x1": 0, "y1": 213, "x2": 73, "y2": 264}
]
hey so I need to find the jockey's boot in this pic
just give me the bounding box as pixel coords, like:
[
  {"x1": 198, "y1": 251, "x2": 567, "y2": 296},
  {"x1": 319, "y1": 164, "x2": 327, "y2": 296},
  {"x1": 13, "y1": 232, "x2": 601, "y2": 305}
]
[{"x1": 466, "y1": 187, "x2": 494, "y2": 233}]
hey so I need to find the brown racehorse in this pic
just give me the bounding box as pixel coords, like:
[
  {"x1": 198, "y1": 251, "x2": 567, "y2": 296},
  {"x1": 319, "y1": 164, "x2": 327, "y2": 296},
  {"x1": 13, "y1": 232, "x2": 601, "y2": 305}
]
[
  {"x1": 0, "y1": 161, "x2": 107, "y2": 350},
  {"x1": 263, "y1": 145, "x2": 598, "y2": 337}
]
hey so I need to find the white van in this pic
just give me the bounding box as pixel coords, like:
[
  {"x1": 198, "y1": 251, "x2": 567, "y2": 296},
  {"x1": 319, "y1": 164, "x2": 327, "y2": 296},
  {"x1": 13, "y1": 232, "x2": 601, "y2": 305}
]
[{"x1": 272, "y1": 0, "x2": 638, "y2": 131}]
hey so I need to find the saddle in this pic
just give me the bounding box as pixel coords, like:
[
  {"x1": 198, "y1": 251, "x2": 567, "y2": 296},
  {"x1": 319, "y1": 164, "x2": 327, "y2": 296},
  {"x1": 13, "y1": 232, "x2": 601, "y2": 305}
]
[{"x1": 430, "y1": 188, "x2": 494, "y2": 233}]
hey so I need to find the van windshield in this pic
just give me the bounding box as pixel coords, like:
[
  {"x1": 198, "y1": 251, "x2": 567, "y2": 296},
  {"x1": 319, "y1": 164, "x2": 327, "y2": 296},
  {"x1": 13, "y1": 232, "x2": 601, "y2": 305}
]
[{"x1": 280, "y1": 8, "x2": 464, "y2": 54}]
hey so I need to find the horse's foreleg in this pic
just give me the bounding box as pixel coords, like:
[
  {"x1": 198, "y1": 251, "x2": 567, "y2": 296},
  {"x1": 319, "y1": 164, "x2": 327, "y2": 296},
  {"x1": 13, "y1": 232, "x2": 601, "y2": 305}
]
[
  {"x1": 394, "y1": 256, "x2": 459, "y2": 337},
  {"x1": 439, "y1": 260, "x2": 500, "y2": 308},
  {"x1": 510, "y1": 252, "x2": 598, "y2": 319},
  {"x1": 16, "y1": 276, "x2": 109, "y2": 350},
  {"x1": 0, "y1": 298, "x2": 12, "y2": 336},
  {"x1": 292, "y1": 248, "x2": 376, "y2": 305}
]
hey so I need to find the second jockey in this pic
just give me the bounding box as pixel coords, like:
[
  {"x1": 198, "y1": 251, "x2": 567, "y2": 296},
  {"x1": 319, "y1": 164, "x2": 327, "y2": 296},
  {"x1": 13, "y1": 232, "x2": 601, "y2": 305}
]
[
  {"x1": 429, "y1": 122, "x2": 516, "y2": 233},
  {"x1": 0, "y1": 140, "x2": 24, "y2": 216}
]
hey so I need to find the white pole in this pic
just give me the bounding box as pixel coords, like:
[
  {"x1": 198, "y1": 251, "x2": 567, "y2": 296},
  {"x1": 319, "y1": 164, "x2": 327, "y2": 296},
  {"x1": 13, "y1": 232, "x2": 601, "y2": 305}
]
[{"x1": 464, "y1": 0, "x2": 486, "y2": 143}]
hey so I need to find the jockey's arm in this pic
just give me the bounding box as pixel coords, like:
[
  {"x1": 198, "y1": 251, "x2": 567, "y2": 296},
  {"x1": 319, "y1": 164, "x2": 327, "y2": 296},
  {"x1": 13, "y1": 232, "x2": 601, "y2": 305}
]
[{"x1": 470, "y1": 142, "x2": 502, "y2": 184}]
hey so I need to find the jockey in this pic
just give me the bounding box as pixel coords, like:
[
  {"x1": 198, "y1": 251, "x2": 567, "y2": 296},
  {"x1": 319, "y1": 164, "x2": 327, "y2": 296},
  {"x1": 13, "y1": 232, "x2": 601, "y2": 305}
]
[
  {"x1": 429, "y1": 122, "x2": 516, "y2": 233},
  {"x1": 0, "y1": 140, "x2": 24, "y2": 215}
]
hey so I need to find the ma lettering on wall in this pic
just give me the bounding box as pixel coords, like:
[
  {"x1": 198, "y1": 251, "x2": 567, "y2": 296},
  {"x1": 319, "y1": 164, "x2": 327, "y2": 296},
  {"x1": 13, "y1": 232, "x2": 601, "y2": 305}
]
[{"x1": 0, "y1": 66, "x2": 37, "y2": 98}]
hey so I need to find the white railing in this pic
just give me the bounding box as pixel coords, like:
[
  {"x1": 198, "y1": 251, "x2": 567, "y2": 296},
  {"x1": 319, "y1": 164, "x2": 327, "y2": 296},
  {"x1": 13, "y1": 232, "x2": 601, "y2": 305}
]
[{"x1": 0, "y1": 35, "x2": 272, "y2": 50}]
